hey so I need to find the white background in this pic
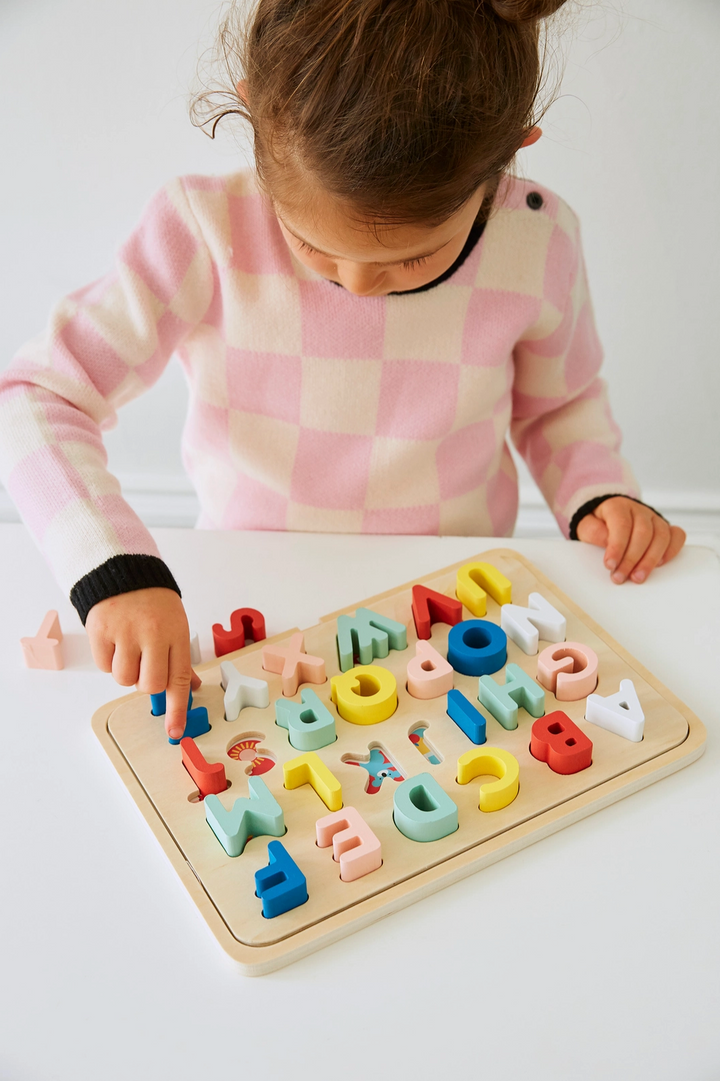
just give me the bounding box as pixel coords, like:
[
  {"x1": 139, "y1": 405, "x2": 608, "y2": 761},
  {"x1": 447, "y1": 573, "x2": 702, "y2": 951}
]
[{"x1": 0, "y1": 0, "x2": 718, "y2": 533}]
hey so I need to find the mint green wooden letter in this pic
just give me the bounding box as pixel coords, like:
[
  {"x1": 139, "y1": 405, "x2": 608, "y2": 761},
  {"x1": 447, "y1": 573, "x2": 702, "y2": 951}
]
[
  {"x1": 478, "y1": 662, "x2": 546, "y2": 730},
  {"x1": 275, "y1": 688, "x2": 337, "y2": 751},
  {"x1": 336, "y1": 607, "x2": 408, "y2": 672},
  {"x1": 393, "y1": 773, "x2": 458, "y2": 843},
  {"x1": 204, "y1": 777, "x2": 285, "y2": 857}
]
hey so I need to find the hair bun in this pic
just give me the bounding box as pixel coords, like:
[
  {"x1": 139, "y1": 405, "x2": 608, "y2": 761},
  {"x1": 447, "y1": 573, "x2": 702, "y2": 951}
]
[{"x1": 488, "y1": 0, "x2": 567, "y2": 23}]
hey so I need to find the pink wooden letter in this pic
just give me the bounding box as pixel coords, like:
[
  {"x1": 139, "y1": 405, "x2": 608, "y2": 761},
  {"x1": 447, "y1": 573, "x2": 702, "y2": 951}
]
[
  {"x1": 262, "y1": 632, "x2": 326, "y2": 697},
  {"x1": 315, "y1": 806, "x2": 382, "y2": 882},
  {"x1": 536, "y1": 641, "x2": 598, "y2": 701},
  {"x1": 406, "y1": 640, "x2": 454, "y2": 700},
  {"x1": 20, "y1": 610, "x2": 64, "y2": 670}
]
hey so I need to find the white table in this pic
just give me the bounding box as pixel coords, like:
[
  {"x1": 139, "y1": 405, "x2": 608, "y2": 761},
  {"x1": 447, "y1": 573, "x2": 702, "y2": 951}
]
[{"x1": 1, "y1": 525, "x2": 718, "y2": 1081}]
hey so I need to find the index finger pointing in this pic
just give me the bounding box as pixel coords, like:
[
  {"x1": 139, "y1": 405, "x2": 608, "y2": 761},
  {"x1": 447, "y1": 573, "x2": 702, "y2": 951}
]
[{"x1": 165, "y1": 644, "x2": 193, "y2": 742}]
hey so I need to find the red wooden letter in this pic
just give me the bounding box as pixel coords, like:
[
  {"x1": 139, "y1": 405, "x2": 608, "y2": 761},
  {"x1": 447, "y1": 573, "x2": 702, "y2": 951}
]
[
  {"x1": 530, "y1": 711, "x2": 593, "y2": 775},
  {"x1": 181, "y1": 737, "x2": 227, "y2": 798},
  {"x1": 212, "y1": 607, "x2": 266, "y2": 658},
  {"x1": 411, "y1": 585, "x2": 463, "y2": 640}
]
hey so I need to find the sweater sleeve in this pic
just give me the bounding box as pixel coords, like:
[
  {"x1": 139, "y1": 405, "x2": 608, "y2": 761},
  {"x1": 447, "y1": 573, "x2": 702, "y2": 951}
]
[
  {"x1": 0, "y1": 178, "x2": 214, "y2": 610},
  {"x1": 510, "y1": 203, "x2": 639, "y2": 537}
]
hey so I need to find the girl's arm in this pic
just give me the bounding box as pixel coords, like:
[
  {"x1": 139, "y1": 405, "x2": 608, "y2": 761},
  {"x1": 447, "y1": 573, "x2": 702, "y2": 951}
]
[
  {"x1": 510, "y1": 204, "x2": 684, "y2": 581},
  {"x1": 0, "y1": 178, "x2": 213, "y2": 734}
]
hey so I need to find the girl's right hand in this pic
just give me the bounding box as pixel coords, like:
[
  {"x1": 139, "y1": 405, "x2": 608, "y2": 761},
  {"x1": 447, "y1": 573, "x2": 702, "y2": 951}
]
[{"x1": 85, "y1": 587, "x2": 201, "y2": 740}]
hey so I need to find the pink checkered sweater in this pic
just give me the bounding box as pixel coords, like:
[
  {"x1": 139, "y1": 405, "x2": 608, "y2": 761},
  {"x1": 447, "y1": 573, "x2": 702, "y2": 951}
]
[{"x1": 0, "y1": 170, "x2": 639, "y2": 621}]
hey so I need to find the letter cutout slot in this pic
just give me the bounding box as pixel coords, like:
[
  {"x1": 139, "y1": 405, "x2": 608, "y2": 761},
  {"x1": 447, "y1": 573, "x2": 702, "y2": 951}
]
[
  {"x1": 342, "y1": 745, "x2": 404, "y2": 794},
  {"x1": 409, "y1": 724, "x2": 442, "y2": 765}
]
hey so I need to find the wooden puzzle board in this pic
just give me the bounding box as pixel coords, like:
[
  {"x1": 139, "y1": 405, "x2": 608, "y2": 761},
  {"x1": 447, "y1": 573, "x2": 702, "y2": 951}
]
[{"x1": 92, "y1": 549, "x2": 706, "y2": 974}]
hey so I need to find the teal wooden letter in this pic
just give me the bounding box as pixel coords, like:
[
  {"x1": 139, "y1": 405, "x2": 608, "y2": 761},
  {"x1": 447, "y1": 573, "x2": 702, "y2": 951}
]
[
  {"x1": 478, "y1": 662, "x2": 546, "y2": 730},
  {"x1": 275, "y1": 688, "x2": 337, "y2": 751},
  {"x1": 393, "y1": 772, "x2": 458, "y2": 842},
  {"x1": 205, "y1": 776, "x2": 285, "y2": 857},
  {"x1": 336, "y1": 607, "x2": 408, "y2": 672}
]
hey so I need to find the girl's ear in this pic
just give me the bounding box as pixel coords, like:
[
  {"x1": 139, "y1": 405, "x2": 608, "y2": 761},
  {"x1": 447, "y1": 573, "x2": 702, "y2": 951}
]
[
  {"x1": 236, "y1": 79, "x2": 248, "y2": 104},
  {"x1": 520, "y1": 126, "x2": 542, "y2": 148}
]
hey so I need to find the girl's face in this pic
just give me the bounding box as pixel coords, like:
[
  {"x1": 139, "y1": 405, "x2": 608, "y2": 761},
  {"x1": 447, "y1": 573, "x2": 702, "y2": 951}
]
[{"x1": 275, "y1": 184, "x2": 487, "y2": 296}]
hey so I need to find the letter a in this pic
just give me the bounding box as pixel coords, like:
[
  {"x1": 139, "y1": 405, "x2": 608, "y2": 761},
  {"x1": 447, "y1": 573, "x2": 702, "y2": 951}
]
[{"x1": 585, "y1": 679, "x2": 645, "y2": 742}]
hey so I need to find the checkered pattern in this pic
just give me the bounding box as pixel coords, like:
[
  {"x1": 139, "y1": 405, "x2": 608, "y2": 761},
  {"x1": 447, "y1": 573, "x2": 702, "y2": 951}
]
[{"x1": 0, "y1": 170, "x2": 638, "y2": 594}]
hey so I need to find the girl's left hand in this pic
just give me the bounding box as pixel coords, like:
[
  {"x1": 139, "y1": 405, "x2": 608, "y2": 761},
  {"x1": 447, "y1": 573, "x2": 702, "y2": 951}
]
[{"x1": 575, "y1": 496, "x2": 686, "y2": 584}]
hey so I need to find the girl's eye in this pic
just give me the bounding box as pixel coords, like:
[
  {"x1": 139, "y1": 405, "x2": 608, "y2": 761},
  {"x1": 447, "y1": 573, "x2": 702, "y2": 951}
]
[
  {"x1": 297, "y1": 237, "x2": 429, "y2": 272},
  {"x1": 402, "y1": 256, "x2": 429, "y2": 271}
]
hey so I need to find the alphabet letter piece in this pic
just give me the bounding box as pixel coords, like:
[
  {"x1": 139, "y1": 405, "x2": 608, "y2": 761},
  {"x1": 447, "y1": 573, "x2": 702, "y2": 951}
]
[
  {"x1": 212, "y1": 607, "x2": 266, "y2": 658},
  {"x1": 181, "y1": 737, "x2": 227, "y2": 798},
  {"x1": 262, "y1": 632, "x2": 326, "y2": 697},
  {"x1": 500, "y1": 593, "x2": 566, "y2": 655},
  {"x1": 406, "y1": 640, "x2": 454, "y2": 699},
  {"x1": 336, "y1": 608, "x2": 407, "y2": 673},
  {"x1": 447, "y1": 689, "x2": 487, "y2": 745},
  {"x1": 205, "y1": 777, "x2": 285, "y2": 858},
  {"x1": 479, "y1": 663, "x2": 546, "y2": 730},
  {"x1": 585, "y1": 679, "x2": 645, "y2": 742},
  {"x1": 283, "y1": 752, "x2": 343, "y2": 812},
  {"x1": 330, "y1": 665, "x2": 397, "y2": 725},
  {"x1": 537, "y1": 642, "x2": 598, "y2": 701},
  {"x1": 447, "y1": 619, "x2": 507, "y2": 676},
  {"x1": 315, "y1": 806, "x2": 382, "y2": 882},
  {"x1": 456, "y1": 561, "x2": 512, "y2": 618},
  {"x1": 221, "y1": 661, "x2": 270, "y2": 721},
  {"x1": 411, "y1": 584, "x2": 463, "y2": 640},
  {"x1": 393, "y1": 773, "x2": 458, "y2": 843},
  {"x1": 275, "y1": 687, "x2": 336, "y2": 751},
  {"x1": 20, "y1": 610, "x2": 63, "y2": 670},
  {"x1": 530, "y1": 712, "x2": 593, "y2": 775},
  {"x1": 457, "y1": 747, "x2": 520, "y2": 812},
  {"x1": 255, "y1": 841, "x2": 308, "y2": 919}
]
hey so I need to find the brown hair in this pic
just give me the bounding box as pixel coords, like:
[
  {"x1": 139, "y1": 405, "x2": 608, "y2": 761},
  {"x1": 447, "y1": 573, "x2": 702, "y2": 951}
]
[{"x1": 191, "y1": 0, "x2": 569, "y2": 227}]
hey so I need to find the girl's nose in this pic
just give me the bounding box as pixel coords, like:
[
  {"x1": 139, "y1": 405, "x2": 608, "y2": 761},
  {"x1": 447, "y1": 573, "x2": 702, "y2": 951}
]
[{"x1": 336, "y1": 262, "x2": 385, "y2": 295}]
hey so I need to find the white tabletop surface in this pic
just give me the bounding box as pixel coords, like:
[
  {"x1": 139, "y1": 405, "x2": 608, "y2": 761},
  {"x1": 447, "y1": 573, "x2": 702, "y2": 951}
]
[{"x1": 1, "y1": 524, "x2": 718, "y2": 1081}]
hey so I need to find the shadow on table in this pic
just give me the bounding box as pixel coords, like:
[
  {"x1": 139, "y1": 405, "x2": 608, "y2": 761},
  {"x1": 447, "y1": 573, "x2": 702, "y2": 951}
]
[{"x1": 61, "y1": 632, "x2": 95, "y2": 670}]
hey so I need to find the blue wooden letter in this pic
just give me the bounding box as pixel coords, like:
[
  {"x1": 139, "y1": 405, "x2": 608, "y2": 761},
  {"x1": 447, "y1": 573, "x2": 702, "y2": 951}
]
[
  {"x1": 447, "y1": 689, "x2": 487, "y2": 744},
  {"x1": 255, "y1": 841, "x2": 308, "y2": 918},
  {"x1": 447, "y1": 620, "x2": 507, "y2": 676}
]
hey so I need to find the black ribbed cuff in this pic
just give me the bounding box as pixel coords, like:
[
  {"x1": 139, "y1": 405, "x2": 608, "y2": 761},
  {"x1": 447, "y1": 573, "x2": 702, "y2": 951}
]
[
  {"x1": 70, "y1": 554, "x2": 181, "y2": 625},
  {"x1": 569, "y1": 494, "x2": 667, "y2": 541}
]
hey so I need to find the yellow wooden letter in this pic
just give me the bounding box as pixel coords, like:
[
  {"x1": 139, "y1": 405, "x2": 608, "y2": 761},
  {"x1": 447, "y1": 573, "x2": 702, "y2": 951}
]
[
  {"x1": 283, "y1": 752, "x2": 343, "y2": 811},
  {"x1": 456, "y1": 562, "x2": 512, "y2": 617},
  {"x1": 456, "y1": 746, "x2": 519, "y2": 812},
  {"x1": 330, "y1": 665, "x2": 398, "y2": 725}
]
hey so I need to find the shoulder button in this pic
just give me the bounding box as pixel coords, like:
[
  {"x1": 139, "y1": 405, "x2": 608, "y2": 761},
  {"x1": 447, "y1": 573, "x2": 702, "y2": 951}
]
[{"x1": 526, "y1": 191, "x2": 543, "y2": 210}]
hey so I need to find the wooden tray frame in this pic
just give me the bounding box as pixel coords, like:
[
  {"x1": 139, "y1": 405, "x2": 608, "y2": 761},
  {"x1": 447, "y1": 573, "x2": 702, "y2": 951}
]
[{"x1": 92, "y1": 550, "x2": 706, "y2": 974}]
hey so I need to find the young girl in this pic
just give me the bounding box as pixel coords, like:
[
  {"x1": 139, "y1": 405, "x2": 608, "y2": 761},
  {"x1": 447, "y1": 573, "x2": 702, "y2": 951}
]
[{"x1": 0, "y1": 0, "x2": 685, "y2": 738}]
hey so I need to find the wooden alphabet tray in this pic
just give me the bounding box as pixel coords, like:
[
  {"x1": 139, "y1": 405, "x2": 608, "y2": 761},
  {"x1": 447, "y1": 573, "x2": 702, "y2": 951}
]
[{"x1": 92, "y1": 549, "x2": 706, "y2": 974}]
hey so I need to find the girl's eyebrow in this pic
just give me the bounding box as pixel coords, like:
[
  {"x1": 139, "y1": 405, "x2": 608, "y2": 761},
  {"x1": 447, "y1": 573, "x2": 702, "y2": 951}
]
[{"x1": 280, "y1": 219, "x2": 449, "y2": 265}]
